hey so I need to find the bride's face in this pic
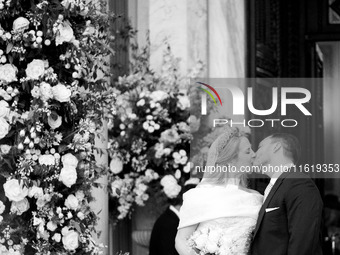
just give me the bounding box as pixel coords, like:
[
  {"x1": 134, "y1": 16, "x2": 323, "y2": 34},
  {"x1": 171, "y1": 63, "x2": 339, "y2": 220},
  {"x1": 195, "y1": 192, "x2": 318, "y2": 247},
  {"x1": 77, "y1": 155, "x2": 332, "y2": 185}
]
[{"x1": 233, "y1": 137, "x2": 256, "y2": 168}]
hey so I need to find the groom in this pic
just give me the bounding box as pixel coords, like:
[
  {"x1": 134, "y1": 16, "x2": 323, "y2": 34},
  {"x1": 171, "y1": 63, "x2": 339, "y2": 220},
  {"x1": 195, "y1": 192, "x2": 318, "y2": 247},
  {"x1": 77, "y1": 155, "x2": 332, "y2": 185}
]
[{"x1": 251, "y1": 133, "x2": 323, "y2": 255}]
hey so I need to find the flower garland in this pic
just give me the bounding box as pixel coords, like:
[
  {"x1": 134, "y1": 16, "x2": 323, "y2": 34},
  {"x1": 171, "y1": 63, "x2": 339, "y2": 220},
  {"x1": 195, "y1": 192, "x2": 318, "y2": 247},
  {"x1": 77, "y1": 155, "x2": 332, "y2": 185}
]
[{"x1": 0, "y1": 0, "x2": 117, "y2": 254}]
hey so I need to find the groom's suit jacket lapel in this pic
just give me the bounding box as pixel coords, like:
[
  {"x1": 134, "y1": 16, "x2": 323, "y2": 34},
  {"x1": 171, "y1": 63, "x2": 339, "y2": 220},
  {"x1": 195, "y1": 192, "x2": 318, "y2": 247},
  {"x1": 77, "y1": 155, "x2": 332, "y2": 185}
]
[{"x1": 253, "y1": 170, "x2": 291, "y2": 238}]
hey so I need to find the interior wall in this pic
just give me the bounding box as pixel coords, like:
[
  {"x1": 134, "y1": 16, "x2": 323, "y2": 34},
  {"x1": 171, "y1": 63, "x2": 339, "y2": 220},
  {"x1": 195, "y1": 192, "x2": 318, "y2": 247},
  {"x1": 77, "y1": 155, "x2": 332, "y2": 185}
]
[{"x1": 318, "y1": 42, "x2": 340, "y2": 196}]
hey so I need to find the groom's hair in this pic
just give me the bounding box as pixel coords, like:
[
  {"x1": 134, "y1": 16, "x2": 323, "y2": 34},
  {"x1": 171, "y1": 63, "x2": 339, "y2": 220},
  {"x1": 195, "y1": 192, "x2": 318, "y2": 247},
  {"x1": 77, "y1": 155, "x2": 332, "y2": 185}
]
[{"x1": 269, "y1": 133, "x2": 301, "y2": 164}]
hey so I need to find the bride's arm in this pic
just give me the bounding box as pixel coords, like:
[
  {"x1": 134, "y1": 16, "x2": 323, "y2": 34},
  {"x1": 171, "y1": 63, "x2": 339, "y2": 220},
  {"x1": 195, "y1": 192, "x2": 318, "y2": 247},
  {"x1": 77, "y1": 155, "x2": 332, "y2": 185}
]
[{"x1": 175, "y1": 224, "x2": 198, "y2": 255}]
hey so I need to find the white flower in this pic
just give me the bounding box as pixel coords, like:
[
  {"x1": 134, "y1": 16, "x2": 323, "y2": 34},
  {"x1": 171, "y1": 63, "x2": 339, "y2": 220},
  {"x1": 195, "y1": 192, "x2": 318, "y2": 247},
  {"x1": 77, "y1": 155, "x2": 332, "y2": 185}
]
[
  {"x1": 26, "y1": 59, "x2": 45, "y2": 80},
  {"x1": 183, "y1": 162, "x2": 192, "y2": 173},
  {"x1": 39, "y1": 82, "x2": 53, "y2": 101},
  {"x1": 205, "y1": 239, "x2": 219, "y2": 253},
  {"x1": 177, "y1": 95, "x2": 190, "y2": 110},
  {"x1": 0, "y1": 144, "x2": 11, "y2": 154},
  {"x1": 59, "y1": 166, "x2": 77, "y2": 188},
  {"x1": 61, "y1": 153, "x2": 78, "y2": 168},
  {"x1": 109, "y1": 156, "x2": 123, "y2": 174},
  {"x1": 0, "y1": 201, "x2": 5, "y2": 214},
  {"x1": 28, "y1": 186, "x2": 43, "y2": 198},
  {"x1": 38, "y1": 154, "x2": 56, "y2": 166},
  {"x1": 52, "y1": 83, "x2": 71, "y2": 102},
  {"x1": 136, "y1": 99, "x2": 145, "y2": 106},
  {"x1": 194, "y1": 233, "x2": 208, "y2": 250},
  {"x1": 160, "y1": 129, "x2": 180, "y2": 143},
  {"x1": 0, "y1": 64, "x2": 17, "y2": 84},
  {"x1": 175, "y1": 169, "x2": 181, "y2": 179},
  {"x1": 31, "y1": 86, "x2": 40, "y2": 98},
  {"x1": 52, "y1": 233, "x2": 61, "y2": 242},
  {"x1": 47, "y1": 221, "x2": 58, "y2": 231},
  {"x1": 160, "y1": 175, "x2": 181, "y2": 199},
  {"x1": 10, "y1": 198, "x2": 30, "y2": 215},
  {"x1": 150, "y1": 90, "x2": 168, "y2": 102},
  {"x1": 64, "y1": 194, "x2": 79, "y2": 210},
  {"x1": 48, "y1": 114, "x2": 62, "y2": 129},
  {"x1": 62, "y1": 230, "x2": 79, "y2": 251},
  {"x1": 56, "y1": 21, "x2": 74, "y2": 46},
  {"x1": 12, "y1": 17, "x2": 30, "y2": 32},
  {"x1": 3, "y1": 179, "x2": 28, "y2": 202},
  {"x1": 0, "y1": 100, "x2": 9, "y2": 118},
  {"x1": 75, "y1": 190, "x2": 85, "y2": 201},
  {"x1": 77, "y1": 212, "x2": 85, "y2": 220}
]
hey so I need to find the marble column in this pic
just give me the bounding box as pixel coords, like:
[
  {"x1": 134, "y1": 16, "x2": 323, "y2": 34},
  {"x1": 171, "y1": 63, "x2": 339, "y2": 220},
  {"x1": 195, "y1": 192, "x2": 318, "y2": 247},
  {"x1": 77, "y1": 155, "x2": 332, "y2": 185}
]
[{"x1": 91, "y1": 122, "x2": 109, "y2": 255}]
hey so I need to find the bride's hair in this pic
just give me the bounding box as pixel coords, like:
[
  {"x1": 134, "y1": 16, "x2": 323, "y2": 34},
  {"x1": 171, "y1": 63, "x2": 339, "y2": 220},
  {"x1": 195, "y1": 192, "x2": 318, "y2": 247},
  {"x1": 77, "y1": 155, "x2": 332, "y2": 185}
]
[{"x1": 201, "y1": 127, "x2": 249, "y2": 187}]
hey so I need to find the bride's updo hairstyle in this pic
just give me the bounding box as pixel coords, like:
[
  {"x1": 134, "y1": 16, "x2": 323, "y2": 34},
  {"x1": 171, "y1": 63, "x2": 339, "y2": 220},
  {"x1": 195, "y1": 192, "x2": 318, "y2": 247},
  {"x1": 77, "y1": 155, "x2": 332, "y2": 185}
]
[{"x1": 201, "y1": 126, "x2": 250, "y2": 187}]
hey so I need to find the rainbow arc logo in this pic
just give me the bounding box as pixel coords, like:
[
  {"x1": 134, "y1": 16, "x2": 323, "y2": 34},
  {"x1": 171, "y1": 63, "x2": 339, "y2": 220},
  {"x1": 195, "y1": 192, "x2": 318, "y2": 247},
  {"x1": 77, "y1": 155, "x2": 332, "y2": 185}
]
[{"x1": 197, "y1": 82, "x2": 222, "y2": 115}]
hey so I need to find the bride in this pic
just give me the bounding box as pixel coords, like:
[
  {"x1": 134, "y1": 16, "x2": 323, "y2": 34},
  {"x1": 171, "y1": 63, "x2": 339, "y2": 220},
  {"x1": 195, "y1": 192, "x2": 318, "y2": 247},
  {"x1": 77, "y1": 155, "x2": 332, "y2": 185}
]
[{"x1": 175, "y1": 127, "x2": 263, "y2": 255}]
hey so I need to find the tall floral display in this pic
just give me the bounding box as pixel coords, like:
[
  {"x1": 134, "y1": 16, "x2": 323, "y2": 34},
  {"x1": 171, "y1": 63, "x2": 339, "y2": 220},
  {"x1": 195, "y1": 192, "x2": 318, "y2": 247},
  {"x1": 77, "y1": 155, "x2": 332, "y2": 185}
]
[
  {"x1": 108, "y1": 45, "x2": 209, "y2": 221},
  {"x1": 0, "y1": 1, "x2": 116, "y2": 254}
]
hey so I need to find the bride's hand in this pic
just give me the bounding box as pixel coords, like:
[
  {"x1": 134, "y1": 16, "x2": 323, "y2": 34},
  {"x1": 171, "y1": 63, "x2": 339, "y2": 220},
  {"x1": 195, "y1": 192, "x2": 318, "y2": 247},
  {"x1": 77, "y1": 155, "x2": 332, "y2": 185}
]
[{"x1": 175, "y1": 224, "x2": 198, "y2": 255}]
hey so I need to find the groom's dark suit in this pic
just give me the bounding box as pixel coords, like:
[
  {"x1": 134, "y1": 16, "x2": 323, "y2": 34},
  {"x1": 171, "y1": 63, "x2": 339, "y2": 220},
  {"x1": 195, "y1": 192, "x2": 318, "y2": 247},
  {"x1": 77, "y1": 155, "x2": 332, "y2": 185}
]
[
  {"x1": 149, "y1": 207, "x2": 179, "y2": 255},
  {"x1": 251, "y1": 170, "x2": 323, "y2": 255}
]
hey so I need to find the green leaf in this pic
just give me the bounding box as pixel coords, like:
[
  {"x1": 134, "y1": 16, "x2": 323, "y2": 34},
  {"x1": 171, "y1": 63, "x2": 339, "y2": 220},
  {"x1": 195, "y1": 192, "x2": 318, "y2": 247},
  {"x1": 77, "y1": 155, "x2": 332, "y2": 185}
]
[{"x1": 6, "y1": 43, "x2": 13, "y2": 54}]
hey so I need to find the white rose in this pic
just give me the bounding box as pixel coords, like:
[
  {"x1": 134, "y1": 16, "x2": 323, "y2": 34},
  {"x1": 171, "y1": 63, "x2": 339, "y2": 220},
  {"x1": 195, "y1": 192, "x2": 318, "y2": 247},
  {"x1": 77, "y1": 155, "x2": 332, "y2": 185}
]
[
  {"x1": 52, "y1": 84, "x2": 71, "y2": 102},
  {"x1": 160, "y1": 175, "x2": 181, "y2": 199},
  {"x1": 12, "y1": 17, "x2": 30, "y2": 32},
  {"x1": 3, "y1": 179, "x2": 28, "y2": 202},
  {"x1": 109, "y1": 157, "x2": 123, "y2": 174},
  {"x1": 31, "y1": 86, "x2": 40, "y2": 98},
  {"x1": 0, "y1": 144, "x2": 11, "y2": 154},
  {"x1": 38, "y1": 154, "x2": 56, "y2": 166},
  {"x1": 61, "y1": 153, "x2": 78, "y2": 168},
  {"x1": 0, "y1": 64, "x2": 18, "y2": 84},
  {"x1": 62, "y1": 230, "x2": 79, "y2": 251},
  {"x1": 59, "y1": 166, "x2": 77, "y2": 188},
  {"x1": 64, "y1": 194, "x2": 79, "y2": 210},
  {"x1": 0, "y1": 118, "x2": 9, "y2": 139},
  {"x1": 10, "y1": 198, "x2": 30, "y2": 215},
  {"x1": 47, "y1": 221, "x2": 58, "y2": 231},
  {"x1": 26, "y1": 59, "x2": 45, "y2": 80},
  {"x1": 56, "y1": 21, "x2": 74, "y2": 46},
  {"x1": 39, "y1": 82, "x2": 53, "y2": 101},
  {"x1": 28, "y1": 186, "x2": 44, "y2": 198},
  {"x1": 177, "y1": 95, "x2": 190, "y2": 110},
  {"x1": 0, "y1": 100, "x2": 9, "y2": 118},
  {"x1": 52, "y1": 233, "x2": 61, "y2": 242},
  {"x1": 48, "y1": 114, "x2": 62, "y2": 129},
  {"x1": 0, "y1": 201, "x2": 5, "y2": 214}
]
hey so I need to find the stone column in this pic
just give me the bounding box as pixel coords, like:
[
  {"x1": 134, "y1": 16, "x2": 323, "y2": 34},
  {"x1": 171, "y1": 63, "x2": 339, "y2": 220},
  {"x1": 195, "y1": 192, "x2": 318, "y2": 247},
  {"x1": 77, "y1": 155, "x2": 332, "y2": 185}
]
[{"x1": 91, "y1": 122, "x2": 109, "y2": 255}]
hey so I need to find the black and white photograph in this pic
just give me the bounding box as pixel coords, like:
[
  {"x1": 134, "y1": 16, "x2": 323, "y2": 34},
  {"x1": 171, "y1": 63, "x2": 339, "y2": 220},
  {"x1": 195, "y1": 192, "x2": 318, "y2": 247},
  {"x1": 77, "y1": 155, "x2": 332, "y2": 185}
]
[{"x1": 1, "y1": 0, "x2": 340, "y2": 255}]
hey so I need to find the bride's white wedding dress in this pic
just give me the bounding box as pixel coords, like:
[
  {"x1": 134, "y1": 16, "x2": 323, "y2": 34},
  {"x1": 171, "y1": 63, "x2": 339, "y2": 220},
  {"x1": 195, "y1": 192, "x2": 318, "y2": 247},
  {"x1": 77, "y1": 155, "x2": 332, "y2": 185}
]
[{"x1": 178, "y1": 184, "x2": 263, "y2": 255}]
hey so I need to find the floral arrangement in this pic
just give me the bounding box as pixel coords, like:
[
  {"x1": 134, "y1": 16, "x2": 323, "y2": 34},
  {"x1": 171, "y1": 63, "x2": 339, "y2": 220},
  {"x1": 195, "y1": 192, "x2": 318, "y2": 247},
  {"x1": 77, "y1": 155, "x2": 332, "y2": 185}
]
[
  {"x1": 188, "y1": 219, "x2": 255, "y2": 255},
  {"x1": 0, "y1": 0, "x2": 118, "y2": 254},
  {"x1": 107, "y1": 44, "x2": 206, "y2": 221}
]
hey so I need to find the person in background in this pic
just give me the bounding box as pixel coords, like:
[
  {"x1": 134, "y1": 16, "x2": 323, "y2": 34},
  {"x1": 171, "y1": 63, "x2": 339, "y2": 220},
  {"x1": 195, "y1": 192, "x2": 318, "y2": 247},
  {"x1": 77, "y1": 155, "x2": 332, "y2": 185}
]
[{"x1": 149, "y1": 178, "x2": 199, "y2": 255}]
